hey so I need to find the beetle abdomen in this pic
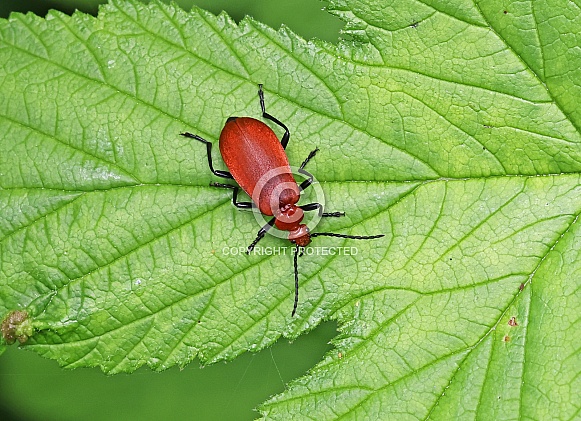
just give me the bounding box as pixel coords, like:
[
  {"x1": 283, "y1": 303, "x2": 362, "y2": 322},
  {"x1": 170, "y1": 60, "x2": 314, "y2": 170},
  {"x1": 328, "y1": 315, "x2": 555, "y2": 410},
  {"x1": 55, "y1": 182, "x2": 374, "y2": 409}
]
[{"x1": 219, "y1": 117, "x2": 299, "y2": 215}]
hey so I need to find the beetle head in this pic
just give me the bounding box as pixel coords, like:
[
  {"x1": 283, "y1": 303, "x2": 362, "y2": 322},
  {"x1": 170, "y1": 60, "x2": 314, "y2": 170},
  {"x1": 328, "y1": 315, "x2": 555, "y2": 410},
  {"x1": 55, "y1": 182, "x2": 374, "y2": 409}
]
[{"x1": 288, "y1": 224, "x2": 311, "y2": 247}]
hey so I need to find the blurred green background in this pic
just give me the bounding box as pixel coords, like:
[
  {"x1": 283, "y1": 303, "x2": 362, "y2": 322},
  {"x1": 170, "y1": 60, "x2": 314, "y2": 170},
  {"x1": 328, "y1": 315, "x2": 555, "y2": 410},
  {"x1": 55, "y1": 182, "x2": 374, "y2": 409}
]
[
  {"x1": 1, "y1": 322, "x2": 338, "y2": 420},
  {"x1": 0, "y1": 0, "x2": 344, "y2": 42},
  {"x1": 0, "y1": 1, "x2": 344, "y2": 420}
]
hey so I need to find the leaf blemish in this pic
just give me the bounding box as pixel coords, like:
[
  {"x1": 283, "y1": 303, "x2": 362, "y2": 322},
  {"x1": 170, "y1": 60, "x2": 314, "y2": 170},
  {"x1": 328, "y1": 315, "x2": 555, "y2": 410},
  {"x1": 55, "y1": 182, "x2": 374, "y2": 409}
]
[{"x1": 1, "y1": 310, "x2": 32, "y2": 345}]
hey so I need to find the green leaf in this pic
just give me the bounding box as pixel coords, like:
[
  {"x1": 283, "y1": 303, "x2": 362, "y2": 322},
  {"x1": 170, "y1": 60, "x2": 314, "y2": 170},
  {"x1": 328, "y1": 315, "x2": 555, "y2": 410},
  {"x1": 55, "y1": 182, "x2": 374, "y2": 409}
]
[{"x1": 0, "y1": 0, "x2": 579, "y2": 419}]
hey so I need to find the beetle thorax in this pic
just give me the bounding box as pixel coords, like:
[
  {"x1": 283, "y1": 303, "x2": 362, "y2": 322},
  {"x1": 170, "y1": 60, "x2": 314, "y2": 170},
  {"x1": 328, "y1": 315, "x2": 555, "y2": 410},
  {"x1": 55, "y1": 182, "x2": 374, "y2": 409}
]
[
  {"x1": 274, "y1": 204, "x2": 304, "y2": 231},
  {"x1": 273, "y1": 204, "x2": 311, "y2": 246}
]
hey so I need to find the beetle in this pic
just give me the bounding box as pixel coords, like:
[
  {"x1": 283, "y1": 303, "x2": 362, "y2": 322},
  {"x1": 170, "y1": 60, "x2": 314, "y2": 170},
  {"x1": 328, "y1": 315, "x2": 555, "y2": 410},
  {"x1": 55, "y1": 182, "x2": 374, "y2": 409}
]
[{"x1": 181, "y1": 84, "x2": 383, "y2": 316}]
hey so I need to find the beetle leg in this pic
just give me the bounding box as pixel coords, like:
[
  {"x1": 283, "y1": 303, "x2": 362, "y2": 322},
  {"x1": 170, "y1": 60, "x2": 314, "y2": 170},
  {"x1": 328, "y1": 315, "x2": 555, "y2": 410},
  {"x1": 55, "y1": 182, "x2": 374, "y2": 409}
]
[
  {"x1": 297, "y1": 149, "x2": 320, "y2": 192},
  {"x1": 180, "y1": 132, "x2": 233, "y2": 179},
  {"x1": 258, "y1": 84, "x2": 291, "y2": 149},
  {"x1": 298, "y1": 167, "x2": 315, "y2": 192},
  {"x1": 300, "y1": 202, "x2": 345, "y2": 218},
  {"x1": 299, "y1": 165, "x2": 344, "y2": 217},
  {"x1": 322, "y1": 211, "x2": 346, "y2": 217},
  {"x1": 299, "y1": 177, "x2": 313, "y2": 192},
  {"x1": 210, "y1": 183, "x2": 253, "y2": 209},
  {"x1": 299, "y1": 148, "x2": 319, "y2": 170},
  {"x1": 247, "y1": 217, "x2": 276, "y2": 253}
]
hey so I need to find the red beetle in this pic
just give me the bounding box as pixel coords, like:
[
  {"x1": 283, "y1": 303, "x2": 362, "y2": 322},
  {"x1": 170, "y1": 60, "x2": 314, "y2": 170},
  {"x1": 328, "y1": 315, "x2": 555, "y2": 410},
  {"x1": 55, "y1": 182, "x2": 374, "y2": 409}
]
[{"x1": 181, "y1": 85, "x2": 383, "y2": 316}]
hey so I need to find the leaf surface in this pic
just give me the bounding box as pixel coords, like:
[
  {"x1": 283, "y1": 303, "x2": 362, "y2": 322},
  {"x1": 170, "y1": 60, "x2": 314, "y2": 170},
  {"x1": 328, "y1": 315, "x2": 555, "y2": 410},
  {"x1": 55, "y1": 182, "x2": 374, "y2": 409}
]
[{"x1": 0, "y1": 0, "x2": 579, "y2": 419}]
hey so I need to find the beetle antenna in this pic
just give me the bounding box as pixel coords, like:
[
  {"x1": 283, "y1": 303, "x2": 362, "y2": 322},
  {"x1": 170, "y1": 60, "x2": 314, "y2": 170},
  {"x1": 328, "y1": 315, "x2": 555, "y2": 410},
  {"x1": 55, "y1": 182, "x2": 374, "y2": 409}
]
[
  {"x1": 311, "y1": 233, "x2": 385, "y2": 240},
  {"x1": 292, "y1": 243, "x2": 301, "y2": 317}
]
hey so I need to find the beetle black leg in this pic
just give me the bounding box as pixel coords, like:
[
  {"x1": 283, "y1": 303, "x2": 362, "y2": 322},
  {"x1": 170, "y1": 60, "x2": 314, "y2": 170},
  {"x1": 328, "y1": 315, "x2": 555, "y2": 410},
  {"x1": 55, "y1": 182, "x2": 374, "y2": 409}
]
[
  {"x1": 300, "y1": 202, "x2": 345, "y2": 218},
  {"x1": 300, "y1": 148, "x2": 319, "y2": 170},
  {"x1": 180, "y1": 132, "x2": 233, "y2": 179},
  {"x1": 322, "y1": 211, "x2": 345, "y2": 217},
  {"x1": 210, "y1": 183, "x2": 253, "y2": 209},
  {"x1": 297, "y1": 148, "x2": 321, "y2": 191},
  {"x1": 298, "y1": 165, "x2": 344, "y2": 217},
  {"x1": 297, "y1": 153, "x2": 342, "y2": 217},
  {"x1": 247, "y1": 217, "x2": 276, "y2": 253},
  {"x1": 298, "y1": 167, "x2": 315, "y2": 192},
  {"x1": 258, "y1": 84, "x2": 291, "y2": 149}
]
